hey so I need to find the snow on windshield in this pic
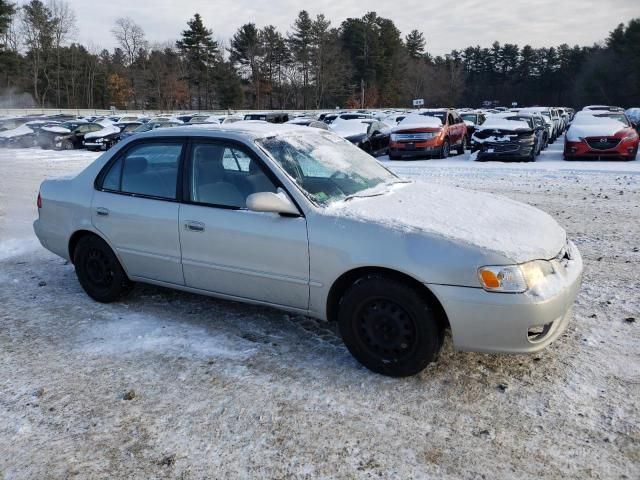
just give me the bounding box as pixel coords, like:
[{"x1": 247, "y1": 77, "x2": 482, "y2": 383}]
[
  {"x1": 478, "y1": 117, "x2": 531, "y2": 131},
  {"x1": 395, "y1": 114, "x2": 442, "y2": 130},
  {"x1": 257, "y1": 131, "x2": 397, "y2": 205},
  {"x1": 329, "y1": 119, "x2": 369, "y2": 137}
]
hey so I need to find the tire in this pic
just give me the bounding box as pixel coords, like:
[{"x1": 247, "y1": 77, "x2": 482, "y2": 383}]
[
  {"x1": 389, "y1": 153, "x2": 400, "y2": 160},
  {"x1": 338, "y1": 275, "x2": 443, "y2": 377},
  {"x1": 438, "y1": 139, "x2": 450, "y2": 159},
  {"x1": 63, "y1": 140, "x2": 74, "y2": 150},
  {"x1": 456, "y1": 136, "x2": 467, "y2": 155},
  {"x1": 74, "y1": 235, "x2": 133, "y2": 303}
]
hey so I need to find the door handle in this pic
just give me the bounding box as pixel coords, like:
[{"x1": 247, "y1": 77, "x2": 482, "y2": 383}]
[
  {"x1": 96, "y1": 207, "x2": 109, "y2": 217},
  {"x1": 185, "y1": 221, "x2": 205, "y2": 232}
]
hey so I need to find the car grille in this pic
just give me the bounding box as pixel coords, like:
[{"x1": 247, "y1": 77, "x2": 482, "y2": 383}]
[
  {"x1": 484, "y1": 143, "x2": 519, "y2": 153},
  {"x1": 394, "y1": 132, "x2": 435, "y2": 141},
  {"x1": 586, "y1": 137, "x2": 620, "y2": 150}
]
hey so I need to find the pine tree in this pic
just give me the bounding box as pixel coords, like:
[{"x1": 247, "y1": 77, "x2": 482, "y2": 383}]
[
  {"x1": 289, "y1": 10, "x2": 313, "y2": 108},
  {"x1": 405, "y1": 30, "x2": 425, "y2": 59},
  {"x1": 176, "y1": 13, "x2": 220, "y2": 109},
  {"x1": 229, "y1": 23, "x2": 262, "y2": 108}
]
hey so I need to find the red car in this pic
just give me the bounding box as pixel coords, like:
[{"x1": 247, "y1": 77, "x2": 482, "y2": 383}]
[
  {"x1": 564, "y1": 112, "x2": 639, "y2": 160},
  {"x1": 389, "y1": 109, "x2": 467, "y2": 160}
]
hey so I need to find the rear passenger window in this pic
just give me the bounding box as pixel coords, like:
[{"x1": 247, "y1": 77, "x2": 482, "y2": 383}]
[
  {"x1": 190, "y1": 143, "x2": 276, "y2": 208},
  {"x1": 101, "y1": 143, "x2": 182, "y2": 200}
]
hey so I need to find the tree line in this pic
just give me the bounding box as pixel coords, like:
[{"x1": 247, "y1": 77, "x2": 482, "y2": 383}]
[{"x1": 1, "y1": 0, "x2": 638, "y2": 111}]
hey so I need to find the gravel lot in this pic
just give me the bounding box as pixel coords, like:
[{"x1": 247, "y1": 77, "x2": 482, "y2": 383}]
[{"x1": 0, "y1": 142, "x2": 638, "y2": 479}]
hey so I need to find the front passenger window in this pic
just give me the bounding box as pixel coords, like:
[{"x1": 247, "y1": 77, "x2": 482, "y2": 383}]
[{"x1": 190, "y1": 143, "x2": 277, "y2": 209}]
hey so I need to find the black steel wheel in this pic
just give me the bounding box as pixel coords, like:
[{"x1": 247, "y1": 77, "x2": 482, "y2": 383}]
[
  {"x1": 338, "y1": 275, "x2": 443, "y2": 377},
  {"x1": 74, "y1": 235, "x2": 133, "y2": 303}
]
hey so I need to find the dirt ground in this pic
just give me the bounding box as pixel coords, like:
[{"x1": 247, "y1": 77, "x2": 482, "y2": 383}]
[{"x1": 0, "y1": 144, "x2": 638, "y2": 479}]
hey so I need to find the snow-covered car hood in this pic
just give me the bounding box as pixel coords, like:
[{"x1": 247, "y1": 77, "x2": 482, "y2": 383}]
[
  {"x1": 566, "y1": 121, "x2": 626, "y2": 141},
  {"x1": 326, "y1": 182, "x2": 566, "y2": 263},
  {"x1": 85, "y1": 124, "x2": 120, "y2": 140}
]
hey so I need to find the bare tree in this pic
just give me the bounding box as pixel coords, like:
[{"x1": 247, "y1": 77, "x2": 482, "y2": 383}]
[
  {"x1": 111, "y1": 17, "x2": 146, "y2": 66},
  {"x1": 48, "y1": 0, "x2": 75, "y2": 107}
]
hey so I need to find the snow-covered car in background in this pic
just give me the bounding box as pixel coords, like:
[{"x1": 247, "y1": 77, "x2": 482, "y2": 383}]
[
  {"x1": 243, "y1": 112, "x2": 290, "y2": 123},
  {"x1": 118, "y1": 120, "x2": 183, "y2": 142},
  {"x1": 330, "y1": 118, "x2": 391, "y2": 156},
  {"x1": 33, "y1": 123, "x2": 583, "y2": 377},
  {"x1": 0, "y1": 123, "x2": 36, "y2": 148},
  {"x1": 188, "y1": 114, "x2": 243, "y2": 125},
  {"x1": 460, "y1": 111, "x2": 487, "y2": 147},
  {"x1": 564, "y1": 111, "x2": 639, "y2": 161},
  {"x1": 582, "y1": 105, "x2": 624, "y2": 113},
  {"x1": 389, "y1": 110, "x2": 467, "y2": 159},
  {"x1": 471, "y1": 115, "x2": 540, "y2": 161},
  {"x1": 83, "y1": 122, "x2": 142, "y2": 151},
  {"x1": 37, "y1": 121, "x2": 104, "y2": 150},
  {"x1": 625, "y1": 108, "x2": 640, "y2": 132}
]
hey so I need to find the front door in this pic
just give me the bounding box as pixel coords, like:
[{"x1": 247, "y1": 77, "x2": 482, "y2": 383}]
[
  {"x1": 92, "y1": 140, "x2": 185, "y2": 285},
  {"x1": 179, "y1": 141, "x2": 310, "y2": 309}
]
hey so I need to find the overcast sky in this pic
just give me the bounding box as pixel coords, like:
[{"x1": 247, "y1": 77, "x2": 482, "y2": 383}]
[{"x1": 31, "y1": 0, "x2": 640, "y2": 55}]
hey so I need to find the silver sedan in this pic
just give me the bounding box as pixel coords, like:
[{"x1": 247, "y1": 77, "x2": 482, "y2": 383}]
[{"x1": 33, "y1": 123, "x2": 583, "y2": 376}]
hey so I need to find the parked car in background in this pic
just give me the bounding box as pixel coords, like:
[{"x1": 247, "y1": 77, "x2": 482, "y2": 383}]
[
  {"x1": 189, "y1": 114, "x2": 243, "y2": 125},
  {"x1": 33, "y1": 123, "x2": 582, "y2": 377},
  {"x1": 460, "y1": 111, "x2": 487, "y2": 147},
  {"x1": 389, "y1": 109, "x2": 467, "y2": 159},
  {"x1": 330, "y1": 119, "x2": 391, "y2": 156},
  {"x1": 118, "y1": 121, "x2": 183, "y2": 142},
  {"x1": 84, "y1": 122, "x2": 142, "y2": 151},
  {"x1": 564, "y1": 111, "x2": 638, "y2": 161},
  {"x1": 582, "y1": 105, "x2": 624, "y2": 113},
  {"x1": 471, "y1": 115, "x2": 539, "y2": 162},
  {"x1": 38, "y1": 121, "x2": 104, "y2": 150},
  {"x1": 244, "y1": 112, "x2": 290, "y2": 123},
  {"x1": 624, "y1": 108, "x2": 640, "y2": 132}
]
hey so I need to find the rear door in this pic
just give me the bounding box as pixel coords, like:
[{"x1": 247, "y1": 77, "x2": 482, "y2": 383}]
[
  {"x1": 92, "y1": 140, "x2": 185, "y2": 285},
  {"x1": 178, "y1": 140, "x2": 310, "y2": 309}
]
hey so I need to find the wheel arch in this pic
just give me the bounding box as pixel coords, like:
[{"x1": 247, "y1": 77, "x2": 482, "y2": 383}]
[
  {"x1": 326, "y1": 266, "x2": 450, "y2": 332},
  {"x1": 68, "y1": 229, "x2": 119, "y2": 266}
]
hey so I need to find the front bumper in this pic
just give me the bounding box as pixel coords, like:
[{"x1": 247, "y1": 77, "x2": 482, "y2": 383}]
[
  {"x1": 83, "y1": 141, "x2": 107, "y2": 150},
  {"x1": 564, "y1": 139, "x2": 638, "y2": 159},
  {"x1": 472, "y1": 142, "x2": 535, "y2": 161},
  {"x1": 428, "y1": 242, "x2": 583, "y2": 353}
]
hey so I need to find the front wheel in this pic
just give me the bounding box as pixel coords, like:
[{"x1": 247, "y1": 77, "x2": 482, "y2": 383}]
[
  {"x1": 439, "y1": 139, "x2": 450, "y2": 159},
  {"x1": 74, "y1": 235, "x2": 133, "y2": 303},
  {"x1": 338, "y1": 276, "x2": 443, "y2": 377},
  {"x1": 63, "y1": 140, "x2": 74, "y2": 150}
]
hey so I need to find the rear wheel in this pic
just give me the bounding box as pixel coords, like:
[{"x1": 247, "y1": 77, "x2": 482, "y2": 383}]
[
  {"x1": 74, "y1": 235, "x2": 133, "y2": 303},
  {"x1": 389, "y1": 153, "x2": 401, "y2": 160},
  {"x1": 338, "y1": 275, "x2": 443, "y2": 377},
  {"x1": 456, "y1": 136, "x2": 467, "y2": 155}
]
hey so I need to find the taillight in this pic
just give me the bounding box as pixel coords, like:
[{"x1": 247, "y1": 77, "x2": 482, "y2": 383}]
[{"x1": 37, "y1": 192, "x2": 42, "y2": 209}]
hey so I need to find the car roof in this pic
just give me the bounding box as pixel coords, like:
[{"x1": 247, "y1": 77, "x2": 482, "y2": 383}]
[{"x1": 134, "y1": 121, "x2": 311, "y2": 142}]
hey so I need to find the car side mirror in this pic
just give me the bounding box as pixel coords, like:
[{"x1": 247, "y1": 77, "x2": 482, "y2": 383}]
[{"x1": 246, "y1": 191, "x2": 300, "y2": 216}]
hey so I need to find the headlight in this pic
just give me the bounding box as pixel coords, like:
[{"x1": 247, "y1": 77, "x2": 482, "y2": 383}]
[
  {"x1": 478, "y1": 260, "x2": 554, "y2": 293},
  {"x1": 623, "y1": 132, "x2": 638, "y2": 142},
  {"x1": 54, "y1": 136, "x2": 63, "y2": 141},
  {"x1": 390, "y1": 134, "x2": 398, "y2": 141},
  {"x1": 96, "y1": 138, "x2": 104, "y2": 143}
]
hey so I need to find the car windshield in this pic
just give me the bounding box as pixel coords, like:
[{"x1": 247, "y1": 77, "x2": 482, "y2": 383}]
[
  {"x1": 461, "y1": 114, "x2": 478, "y2": 123},
  {"x1": 421, "y1": 112, "x2": 445, "y2": 124},
  {"x1": 256, "y1": 132, "x2": 400, "y2": 206},
  {"x1": 504, "y1": 116, "x2": 534, "y2": 128},
  {"x1": 595, "y1": 113, "x2": 630, "y2": 126}
]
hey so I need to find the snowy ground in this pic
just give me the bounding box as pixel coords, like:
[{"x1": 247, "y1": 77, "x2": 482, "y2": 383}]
[{"x1": 0, "y1": 140, "x2": 639, "y2": 479}]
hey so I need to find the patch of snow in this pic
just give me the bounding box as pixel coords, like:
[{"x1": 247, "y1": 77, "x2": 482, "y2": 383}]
[
  {"x1": 85, "y1": 124, "x2": 120, "y2": 140},
  {"x1": 0, "y1": 124, "x2": 33, "y2": 138},
  {"x1": 41, "y1": 126, "x2": 71, "y2": 134}
]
